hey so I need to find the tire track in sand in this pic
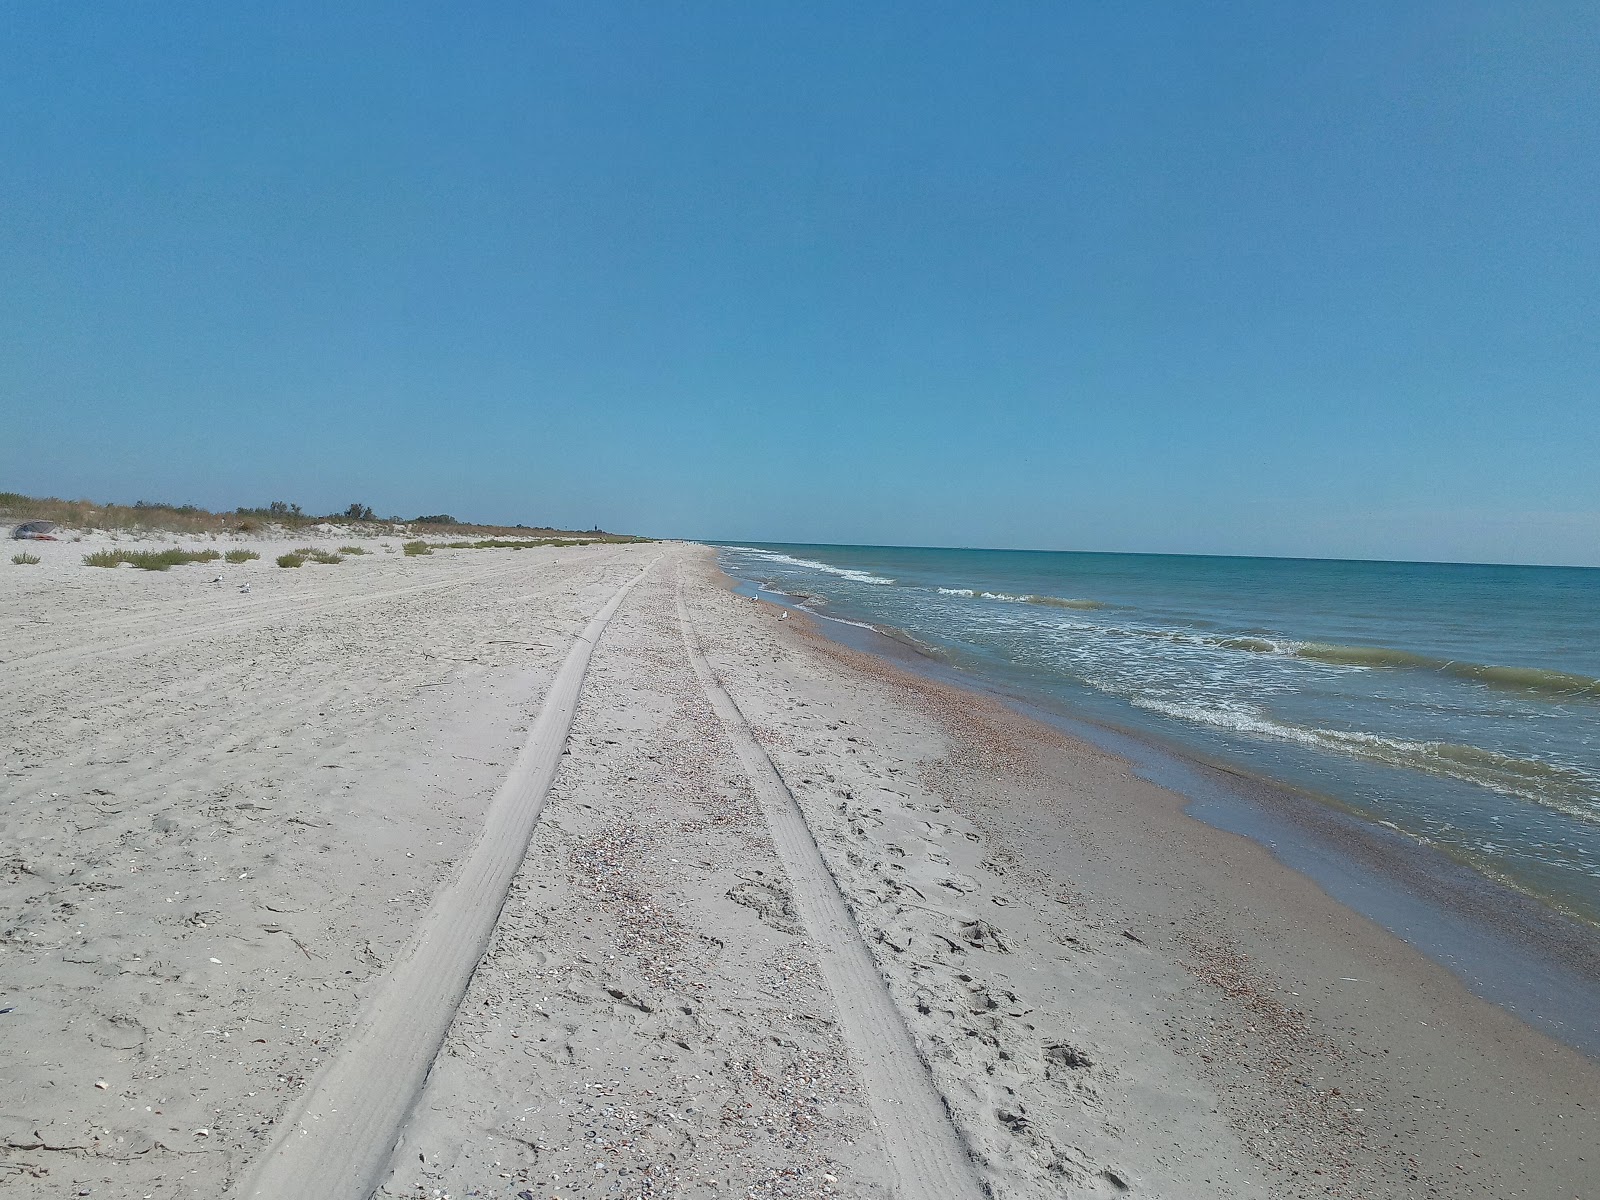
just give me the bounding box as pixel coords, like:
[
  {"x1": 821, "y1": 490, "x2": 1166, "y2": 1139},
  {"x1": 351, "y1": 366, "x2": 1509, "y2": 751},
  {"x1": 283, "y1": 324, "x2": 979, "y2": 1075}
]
[
  {"x1": 237, "y1": 556, "x2": 659, "y2": 1200},
  {"x1": 675, "y1": 569, "x2": 986, "y2": 1200}
]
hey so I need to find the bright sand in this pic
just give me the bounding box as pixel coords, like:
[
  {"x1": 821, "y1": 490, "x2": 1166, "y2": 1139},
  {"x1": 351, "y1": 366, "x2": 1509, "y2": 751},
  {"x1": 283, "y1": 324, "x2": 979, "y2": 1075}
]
[{"x1": 2, "y1": 537, "x2": 1596, "y2": 1198}]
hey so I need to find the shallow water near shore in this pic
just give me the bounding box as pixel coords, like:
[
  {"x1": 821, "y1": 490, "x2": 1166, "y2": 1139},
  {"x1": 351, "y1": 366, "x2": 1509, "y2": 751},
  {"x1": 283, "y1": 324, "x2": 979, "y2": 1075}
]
[
  {"x1": 726, "y1": 567, "x2": 1600, "y2": 1060},
  {"x1": 717, "y1": 543, "x2": 1600, "y2": 928}
]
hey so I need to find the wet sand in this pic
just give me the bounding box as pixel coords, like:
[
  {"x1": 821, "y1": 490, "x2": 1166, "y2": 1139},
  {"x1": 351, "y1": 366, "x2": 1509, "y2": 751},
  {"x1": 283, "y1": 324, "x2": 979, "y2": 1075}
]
[{"x1": 786, "y1": 589, "x2": 1600, "y2": 1062}]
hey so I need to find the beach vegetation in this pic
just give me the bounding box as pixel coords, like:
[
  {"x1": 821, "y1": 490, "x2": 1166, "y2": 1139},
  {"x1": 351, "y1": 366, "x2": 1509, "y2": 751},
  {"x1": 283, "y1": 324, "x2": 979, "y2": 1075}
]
[
  {"x1": 224, "y1": 549, "x2": 259, "y2": 563},
  {"x1": 276, "y1": 553, "x2": 305, "y2": 567},
  {"x1": 289, "y1": 545, "x2": 344, "y2": 564},
  {"x1": 126, "y1": 547, "x2": 221, "y2": 570},
  {"x1": 1, "y1": 489, "x2": 649, "y2": 542},
  {"x1": 402, "y1": 540, "x2": 432, "y2": 556},
  {"x1": 385, "y1": 535, "x2": 657, "y2": 553},
  {"x1": 5, "y1": 494, "x2": 220, "y2": 536},
  {"x1": 338, "y1": 545, "x2": 366, "y2": 555},
  {"x1": 81, "y1": 547, "x2": 223, "y2": 571},
  {"x1": 12, "y1": 551, "x2": 41, "y2": 565}
]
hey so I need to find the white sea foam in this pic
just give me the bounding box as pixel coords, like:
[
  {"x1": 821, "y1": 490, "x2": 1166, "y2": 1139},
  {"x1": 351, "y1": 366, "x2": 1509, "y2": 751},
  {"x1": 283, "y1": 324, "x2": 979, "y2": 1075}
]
[
  {"x1": 728, "y1": 548, "x2": 895, "y2": 585},
  {"x1": 811, "y1": 611, "x2": 881, "y2": 633},
  {"x1": 938, "y1": 588, "x2": 1032, "y2": 602},
  {"x1": 1128, "y1": 695, "x2": 1600, "y2": 821},
  {"x1": 936, "y1": 587, "x2": 1105, "y2": 610}
]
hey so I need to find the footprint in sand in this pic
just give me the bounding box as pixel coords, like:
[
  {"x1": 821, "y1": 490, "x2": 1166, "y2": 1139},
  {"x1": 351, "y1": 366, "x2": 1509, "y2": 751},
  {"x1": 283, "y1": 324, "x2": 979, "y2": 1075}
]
[
  {"x1": 956, "y1": 918, "x2": 1011, "y2": 953},
  {"x1": 1043, "y1": 1041, "x2": 1093, "y2": 1078},
  {"x1": 726, "y1": 879, "x2": 803, "y2": 934},
  {"x1": 1088, "y1": 1166, "x2": 1132, "y2": 1194}
]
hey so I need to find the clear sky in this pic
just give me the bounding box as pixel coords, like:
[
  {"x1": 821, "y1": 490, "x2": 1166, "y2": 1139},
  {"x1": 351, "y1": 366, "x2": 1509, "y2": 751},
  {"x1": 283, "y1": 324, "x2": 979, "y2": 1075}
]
[{"x1": 3, "y1": 3, "x2": 1597, "y2": 564}]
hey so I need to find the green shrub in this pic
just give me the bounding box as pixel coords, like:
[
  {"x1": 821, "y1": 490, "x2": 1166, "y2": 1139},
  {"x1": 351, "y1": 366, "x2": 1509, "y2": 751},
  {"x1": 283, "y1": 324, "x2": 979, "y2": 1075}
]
[
  {"x1": 225, "y1": 549, "x2": 259, "y2": 563},
  {"x1": 82, "y1": 547, "x2": 220, "y2": 571},
  {"x1": 308, "y1": 550, "x2": 343, "y2": 564},
  {"x1": 123, "y1": 549, "x2": 180, "y2": 571},
  {"x1": 277, "y1": 553, "x2": 305, "y2": 568},
  {"x1": 124, "y1": 548, "x2": 218, "y2": 570},
  {"x1": 451, "y1": 537, "x2": 564, "y2": 550},
  {"x1": 11, "y1": 551, "x2": 40, "y2": 565},
  {"x1": 338, "y1": 545, "x2": 365, "y2": 555},
  {"x1": 402, "y1": 540, "x2": 432, "y2": 556}
]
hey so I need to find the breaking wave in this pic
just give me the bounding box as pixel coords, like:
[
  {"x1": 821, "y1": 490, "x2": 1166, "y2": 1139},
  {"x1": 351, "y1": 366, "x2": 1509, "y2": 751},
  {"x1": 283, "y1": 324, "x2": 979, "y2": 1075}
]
[
  {"x1": 933, "y1": 606, "x2": 1598, "y2": 704},
  {"x1": 1205, "y1": 637, "x2": 1600, "y2": 701},
  {"x1": 936, "y1": 588, "x2": 1105, "y2": 610},
  {"x1": 1130, "y1": 696, "x2": 1600, "y2": 823},
  {"x1": 728, "y1": 548, "x2": 895, "y2": 585}
]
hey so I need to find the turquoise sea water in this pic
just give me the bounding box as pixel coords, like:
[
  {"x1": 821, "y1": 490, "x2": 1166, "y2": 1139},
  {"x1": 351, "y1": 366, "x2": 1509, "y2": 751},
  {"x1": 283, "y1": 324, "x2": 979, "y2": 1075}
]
[{"x1": 715, "y1": 544, "x2": 1600, "y2": 925}]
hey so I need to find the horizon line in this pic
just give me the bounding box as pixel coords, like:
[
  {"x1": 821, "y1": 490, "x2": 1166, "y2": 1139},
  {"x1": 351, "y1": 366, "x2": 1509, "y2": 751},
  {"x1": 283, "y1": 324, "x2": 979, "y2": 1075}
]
[{"x1": 693, "y1": 538, "x2": 1600, "y2": 572}]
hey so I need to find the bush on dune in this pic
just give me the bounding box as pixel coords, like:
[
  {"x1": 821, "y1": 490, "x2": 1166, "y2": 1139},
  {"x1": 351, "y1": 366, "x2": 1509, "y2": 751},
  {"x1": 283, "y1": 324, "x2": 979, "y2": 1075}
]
[{"x1": 82, "y1": 547, "x2": 222, "y2": 571}]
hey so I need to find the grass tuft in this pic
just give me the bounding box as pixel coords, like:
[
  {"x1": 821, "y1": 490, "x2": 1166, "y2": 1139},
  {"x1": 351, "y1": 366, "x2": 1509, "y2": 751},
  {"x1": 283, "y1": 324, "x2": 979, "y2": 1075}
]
[
  {"x1": 308, "y1": 550, "x2": 343, "y2": 564},
  {"x1": 82, "y1": 547, "x2": 221, "y2": 571},
  {"x1": 224, "y1": 549, "x2": 259, "y2": 563},
  {"x1": 439, "y1": 537, "x2": 618, "y2": 551},
  {"x1": 402, "y1": 540, "x2": 432, "y2": 556},
  {"x1": 276, "y1": 553, "x2": 305, "y2": 568},
  {"x1": 12, "y1": 551, "x2": 41, "y2": 565},
  {"x1": 339, "y1": 545, "x2": 366, "y2": 555}
]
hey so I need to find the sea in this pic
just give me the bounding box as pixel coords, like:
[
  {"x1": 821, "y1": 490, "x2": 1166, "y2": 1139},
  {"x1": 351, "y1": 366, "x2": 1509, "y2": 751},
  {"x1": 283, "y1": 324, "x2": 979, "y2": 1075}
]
[{"x1": 715, "y1": 543, "x2": 1600, "y2": 930}]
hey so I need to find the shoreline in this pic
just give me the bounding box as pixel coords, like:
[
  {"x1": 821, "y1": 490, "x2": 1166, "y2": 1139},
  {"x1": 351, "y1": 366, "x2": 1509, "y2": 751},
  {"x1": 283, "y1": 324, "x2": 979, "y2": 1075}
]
[
  {"x1": 742, "y1": 574, "x2": 1600, "y2": 1061},
  {"x1": 5, "y1": 538, "x2": 1597, "y2": 1198},
  {"x1": 716, "y1": 543, "x2": 1600, "y2": 933},
  {"x1": 731, "y1": 557, "x2": 1600, "y2": 1196}
]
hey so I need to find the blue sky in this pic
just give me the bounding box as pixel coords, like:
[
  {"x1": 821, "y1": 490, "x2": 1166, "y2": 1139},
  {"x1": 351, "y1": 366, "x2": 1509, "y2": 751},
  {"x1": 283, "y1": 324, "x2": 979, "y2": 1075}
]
[{"x1": 3, "y1": 3, "x2": 1597, "y2": 564}]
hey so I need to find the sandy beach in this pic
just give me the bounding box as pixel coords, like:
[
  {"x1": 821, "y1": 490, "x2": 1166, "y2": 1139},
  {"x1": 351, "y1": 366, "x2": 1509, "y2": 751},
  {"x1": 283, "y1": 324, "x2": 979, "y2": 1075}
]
[{"x1": 3, "y1": 537, "x2": 1596, "y2": 1199}]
